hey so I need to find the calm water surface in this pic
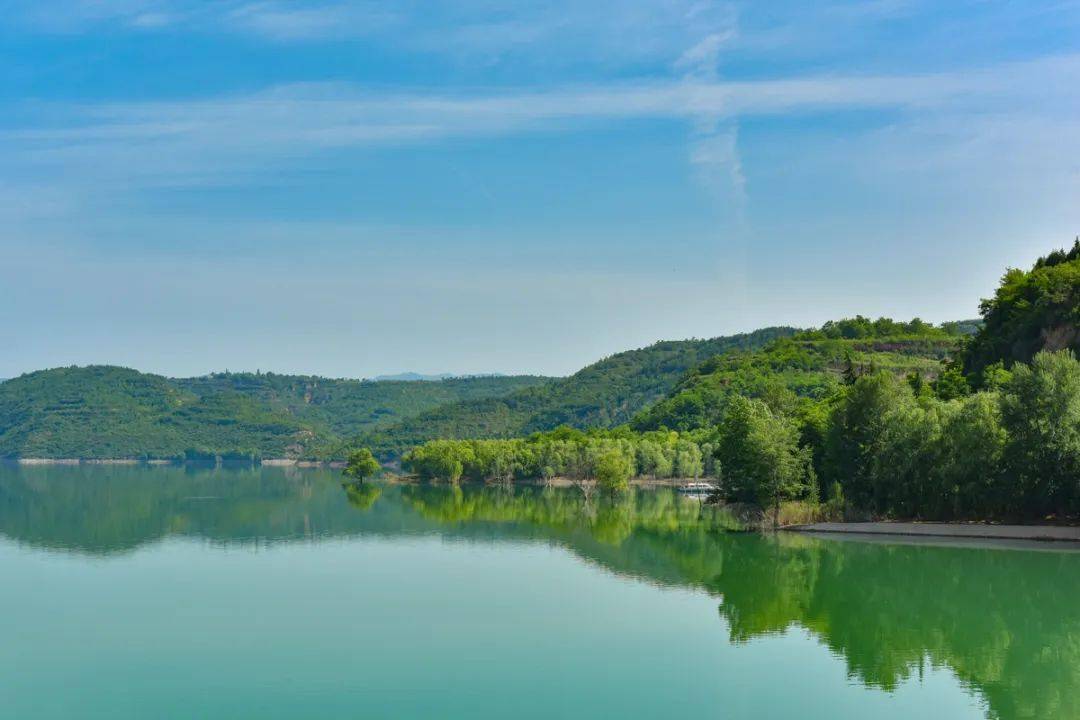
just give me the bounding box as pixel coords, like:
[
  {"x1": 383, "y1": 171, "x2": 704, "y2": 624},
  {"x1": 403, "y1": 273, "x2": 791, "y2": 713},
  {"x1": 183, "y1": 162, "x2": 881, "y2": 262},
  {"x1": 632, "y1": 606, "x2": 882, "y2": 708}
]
[{"x1": 2, "y1": 465, "x2": 1078, "y2": 719}]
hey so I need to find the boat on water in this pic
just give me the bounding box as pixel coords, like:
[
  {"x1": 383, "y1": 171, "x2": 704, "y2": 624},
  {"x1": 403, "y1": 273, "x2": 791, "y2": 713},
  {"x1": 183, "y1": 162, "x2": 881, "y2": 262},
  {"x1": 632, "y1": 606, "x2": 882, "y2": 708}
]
[{"x1": 676, "y1": 482, "x2": 718, "y2": 495}]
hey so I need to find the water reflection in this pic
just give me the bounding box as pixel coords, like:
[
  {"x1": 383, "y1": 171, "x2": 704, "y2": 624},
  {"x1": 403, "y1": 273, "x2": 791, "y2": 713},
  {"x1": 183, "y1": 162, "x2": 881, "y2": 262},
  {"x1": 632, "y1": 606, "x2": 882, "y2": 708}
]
[
  {"x1": 343, "y1": 480, "x2": 382, "y2": 510},
  {"x1": 1, "y1": 464, "x2": 1077, "y2": 719}
]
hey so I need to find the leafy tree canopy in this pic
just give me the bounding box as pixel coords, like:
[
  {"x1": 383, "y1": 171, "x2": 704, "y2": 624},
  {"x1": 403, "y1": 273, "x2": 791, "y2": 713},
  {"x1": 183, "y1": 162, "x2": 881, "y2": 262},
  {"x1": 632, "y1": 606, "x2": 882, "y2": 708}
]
[
  {"x1": 963, "y1": 239, "x2": 1080, "y2": 380},
  {"x1": 343, "y1": 448, "x2": 381, "y2": 481}
]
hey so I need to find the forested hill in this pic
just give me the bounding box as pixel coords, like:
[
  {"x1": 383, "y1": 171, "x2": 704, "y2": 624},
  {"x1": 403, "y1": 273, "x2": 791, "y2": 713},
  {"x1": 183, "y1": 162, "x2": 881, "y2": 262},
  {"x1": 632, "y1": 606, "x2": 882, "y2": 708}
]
[
  {"x1": 0, "y1": 367, "x2": 549, "y2": 460},
  {"x1": 963, "y1": 239, "x2": 1080, "y2": 380},
  {"x1": 172, "y1": 372, "x2": 547, "y2": 441},
  {"x1": 0, "y1": 328, "x2": 794, "y2": 461},
  {"x1": 632, "y1": 319, "x2": 968, "y2": 432},
  {"x1": 356, "y1": 327, "x2": 798, "y2": 458}
]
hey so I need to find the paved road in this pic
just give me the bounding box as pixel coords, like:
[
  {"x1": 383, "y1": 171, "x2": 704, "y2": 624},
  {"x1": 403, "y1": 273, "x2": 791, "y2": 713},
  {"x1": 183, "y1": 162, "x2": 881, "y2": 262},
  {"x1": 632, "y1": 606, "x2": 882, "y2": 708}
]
[{"x1": 790, "y1": 521, "x2": 1080, "y2": 542}]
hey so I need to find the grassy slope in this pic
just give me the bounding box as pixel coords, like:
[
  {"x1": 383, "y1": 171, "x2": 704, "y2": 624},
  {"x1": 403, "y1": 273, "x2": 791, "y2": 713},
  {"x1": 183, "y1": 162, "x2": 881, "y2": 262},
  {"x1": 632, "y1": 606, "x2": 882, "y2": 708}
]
[{"x1": 357, "y1": 327, "x2": 798, "y2": 457}]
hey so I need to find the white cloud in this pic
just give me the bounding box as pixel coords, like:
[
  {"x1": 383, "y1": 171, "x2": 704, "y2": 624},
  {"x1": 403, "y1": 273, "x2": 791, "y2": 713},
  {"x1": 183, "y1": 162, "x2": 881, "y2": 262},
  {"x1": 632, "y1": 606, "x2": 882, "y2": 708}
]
[
  {"x1": 1, "y1": 54, "x2": 1077, "y2": 243},
  {"x1": 824, "y1": 0, "x2": 919, "y2": 21},
  {"x1": 1, "y1": 0, "x2": 1077, "y2": 379},
  {"x1": 675, "y1": 31, "x2": 736, "y2": 81},
  {"x1": 689, "y1": 125, "x2": 746, "y2": 209},
  {"x1": 0, "y1": 54, "x2": 1074, "y2": 190},
  {"x1": 226, "y1": 2, "x2": 397, "y2": 41},
  {"x1": 129, "y1": 12, "x2": 174, "y2": 28},
  {"x1": 4, "y1": 0, "x2": 739, "y2": 59},
  {"x1": 672, "y1": 20, "x2": 744, "y2": 213}
]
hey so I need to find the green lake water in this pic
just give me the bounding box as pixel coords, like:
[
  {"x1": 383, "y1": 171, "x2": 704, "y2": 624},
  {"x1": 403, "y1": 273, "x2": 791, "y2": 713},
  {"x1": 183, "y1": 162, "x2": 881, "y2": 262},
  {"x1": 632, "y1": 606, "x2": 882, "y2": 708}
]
[{"x1": 2, "y1": 465, "x2": 1078, "y2": 719}]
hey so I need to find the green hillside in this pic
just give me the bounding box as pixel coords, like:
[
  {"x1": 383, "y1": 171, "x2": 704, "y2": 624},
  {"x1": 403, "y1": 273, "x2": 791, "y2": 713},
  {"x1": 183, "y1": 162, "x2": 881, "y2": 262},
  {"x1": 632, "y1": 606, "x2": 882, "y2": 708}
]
[
  {"x1": 356, "y1": 327, "x2": 797, "y2": 458},
  {"x1": 174, "y1": 371, "x2": 550, "y2": 439},
  {"x1": 963, "y1": 239, "x2": 1080, "y2": 381},
  {"x1": 0, "y1": 366, "x2": 309, "y2": 460},
  {"x1": 0, "y1": 367, "x2": 549, "y2": 460},
  {"x1": 633, "y1": 320, "x2": 964, "y2": 432}
]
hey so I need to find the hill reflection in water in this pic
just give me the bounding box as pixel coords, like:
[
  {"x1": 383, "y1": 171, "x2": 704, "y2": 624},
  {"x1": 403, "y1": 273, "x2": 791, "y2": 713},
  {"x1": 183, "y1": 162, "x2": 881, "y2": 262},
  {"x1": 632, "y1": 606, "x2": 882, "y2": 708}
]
[{"x1": 1, "y1": 464, "x2": 1077, "y2": 719}]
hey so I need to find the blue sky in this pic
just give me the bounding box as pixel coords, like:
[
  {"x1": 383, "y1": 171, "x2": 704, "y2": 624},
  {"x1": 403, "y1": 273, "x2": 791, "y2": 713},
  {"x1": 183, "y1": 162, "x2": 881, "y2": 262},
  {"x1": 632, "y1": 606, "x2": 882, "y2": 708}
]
[{"x1": 2, "y1": 1, "x2": 1079, "y2": 378}]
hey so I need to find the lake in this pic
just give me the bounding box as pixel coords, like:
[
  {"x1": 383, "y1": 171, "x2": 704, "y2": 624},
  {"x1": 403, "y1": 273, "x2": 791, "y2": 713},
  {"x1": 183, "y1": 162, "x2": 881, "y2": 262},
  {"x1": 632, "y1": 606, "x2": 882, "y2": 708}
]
[{"x1": 2, "y1": 465, "x2": 1077, "y2": 719}]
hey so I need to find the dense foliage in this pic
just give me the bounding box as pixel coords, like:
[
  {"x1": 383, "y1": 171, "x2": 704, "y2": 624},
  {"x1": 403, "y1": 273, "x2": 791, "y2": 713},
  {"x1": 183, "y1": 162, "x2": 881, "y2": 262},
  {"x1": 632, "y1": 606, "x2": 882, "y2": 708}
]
[
  {"x1": 963, "y1": 239, "x2": 1080, "y2": 380},
  {"x1": 715, "y1": 396, "x2": 814, "y2": 516},
  {"x1": 406, "y1": 349, "x2": 1080, "y2": 519},
  {"x1": 357, "y1": 327, "x2": 796, "y2": 458},
  {"x1": 176, "y1": 371, "x2": 548, "y2": 440},
  {"x1": 823, "y1": 351, "x2": 1080, "y2": 519},
  {"x1": 402, "y1": 427, "x2": 707, "y2": 485},
  {"x1": 632, "y1": 332, "x2": 959, "y2": 432},
  {"x1": 0, "y1": 366, "x2": 548, "y2": 460},
  {"x1": 0, "y1": 366, "x2": 307, "y2": 461},
  {"x1": 796, "y1": 315, "x2": 956, "y2": 340}
]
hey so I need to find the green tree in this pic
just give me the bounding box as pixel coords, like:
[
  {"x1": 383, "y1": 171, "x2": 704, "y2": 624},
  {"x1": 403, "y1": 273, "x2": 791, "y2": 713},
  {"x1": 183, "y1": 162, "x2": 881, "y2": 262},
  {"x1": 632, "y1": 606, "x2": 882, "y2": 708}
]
[
  {"x1": 935, "y1": 392, "x2": 1006, "y2": 518},
  {"x1": 593, "y1": 448, "x2": 632, "y2": 493},
  {"x1": 873, "y1": 399, "x2": 942, "y2": 517},
  {"x1": 1000, "y1": 350, "x2": 1080, "y2": 516},
  {"x1": 981, "y1": 361, "x2": 1012, "y2": 391},
  {"x1": 636, "y1": 439, "x2": 673, "y2": 478},
  {"x1": 673, "y1": 440, "x2": 704, "y2": 478},
  {"x1": 963, "y1": 240, "x2": 1080, "y2": 380},
  {"x1": 343, "y1": 447, "x2": 381, "y2": 481},
  {"x1": 842, "y1": 353, "x2": 860, "y2": 385},
  {"x1": 906, "y1": 370, "x2": 926, "y2": 397},
  {"x1": 717, "y1": 396, "x2": 810, "y2": 521},
  {"x1": 825, "y1": 372, "x2": 912, "y2": 512},
  {"x1": 403, "y1": 440, "x2": 473, "y2": 482},
  {"x1": 932, "y1": 365, "x2": 970, "y2": 401}
]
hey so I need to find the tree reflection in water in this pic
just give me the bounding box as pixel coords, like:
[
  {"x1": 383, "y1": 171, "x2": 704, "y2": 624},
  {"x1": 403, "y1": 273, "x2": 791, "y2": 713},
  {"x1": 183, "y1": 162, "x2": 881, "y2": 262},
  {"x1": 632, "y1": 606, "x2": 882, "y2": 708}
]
[{"x1": 1, "y1": 464, "x2": 1077, "y2": 719}]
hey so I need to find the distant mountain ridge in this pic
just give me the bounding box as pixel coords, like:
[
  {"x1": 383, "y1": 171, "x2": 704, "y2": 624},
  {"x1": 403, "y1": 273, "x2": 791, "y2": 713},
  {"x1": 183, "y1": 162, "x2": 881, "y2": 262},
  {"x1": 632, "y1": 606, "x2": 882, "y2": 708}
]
[
  {"x1": 0, "y1": 368, "x2": 549, "y2": 461},
  {"x1": 372, "y1": 372, "x2": 505, "y2": 382},
  {"x1": 0, "y1": 320, "x2": 986, "y2": 462},
  {"x1": 0, "y1": 328, "x2": 795, "y2": 461}
]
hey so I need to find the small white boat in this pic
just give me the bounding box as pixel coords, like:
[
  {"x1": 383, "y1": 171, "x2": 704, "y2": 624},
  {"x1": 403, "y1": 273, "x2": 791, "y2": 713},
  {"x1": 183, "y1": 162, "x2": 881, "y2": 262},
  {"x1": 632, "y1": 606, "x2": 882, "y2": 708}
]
[{"x1": 677, "y1": 482, "x2": 718, "y2": 495}]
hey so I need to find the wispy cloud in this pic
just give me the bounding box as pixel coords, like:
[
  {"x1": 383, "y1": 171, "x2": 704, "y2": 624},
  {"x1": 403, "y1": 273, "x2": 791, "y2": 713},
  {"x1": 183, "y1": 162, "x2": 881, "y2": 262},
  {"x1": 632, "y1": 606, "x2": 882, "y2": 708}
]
[
  {"x1": 7, "y1": 0, "x2": 1079, "y2": 80},
  {"x1": 2, "y1": 0, "x2": 1077, "y2": 379},
  {"x1": 823, "y1": 0, "x2": 919, "y2": 21},
  {"x1": 4, "y1": 0, "x2": 739, "y2": 59},
  {"x1": 226, "y1": 2, "x2": 397, "y2": 41},
  {"x1": 128, "y1": 12, "x2": 175, "y2": 28},
  {"x1": 7, "y1": 53, "x2": 1076, "y2": 190},
  {"x1": 3, "y1": 0, "x2": 391, "y2": 39},
  {"x1": 673, "y1": 21, "x2": 745, "y2": 214}
]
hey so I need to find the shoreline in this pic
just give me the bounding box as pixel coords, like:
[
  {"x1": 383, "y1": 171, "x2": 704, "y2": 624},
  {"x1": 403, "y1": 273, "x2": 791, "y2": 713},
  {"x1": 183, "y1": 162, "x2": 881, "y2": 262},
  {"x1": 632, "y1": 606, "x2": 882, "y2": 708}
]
[
  {"x1": 788, "y1": 521, "x2": 1080, "y2": 543},
  {"x1": 6, "y1": 458, "x2": 346, "y2": 468},
  {"x1": 6, "y1": 460, "x2": 1080, "y2": 542},
  {"x1": 1, "y1": 459, "x2": 700, "y2": 482}
]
